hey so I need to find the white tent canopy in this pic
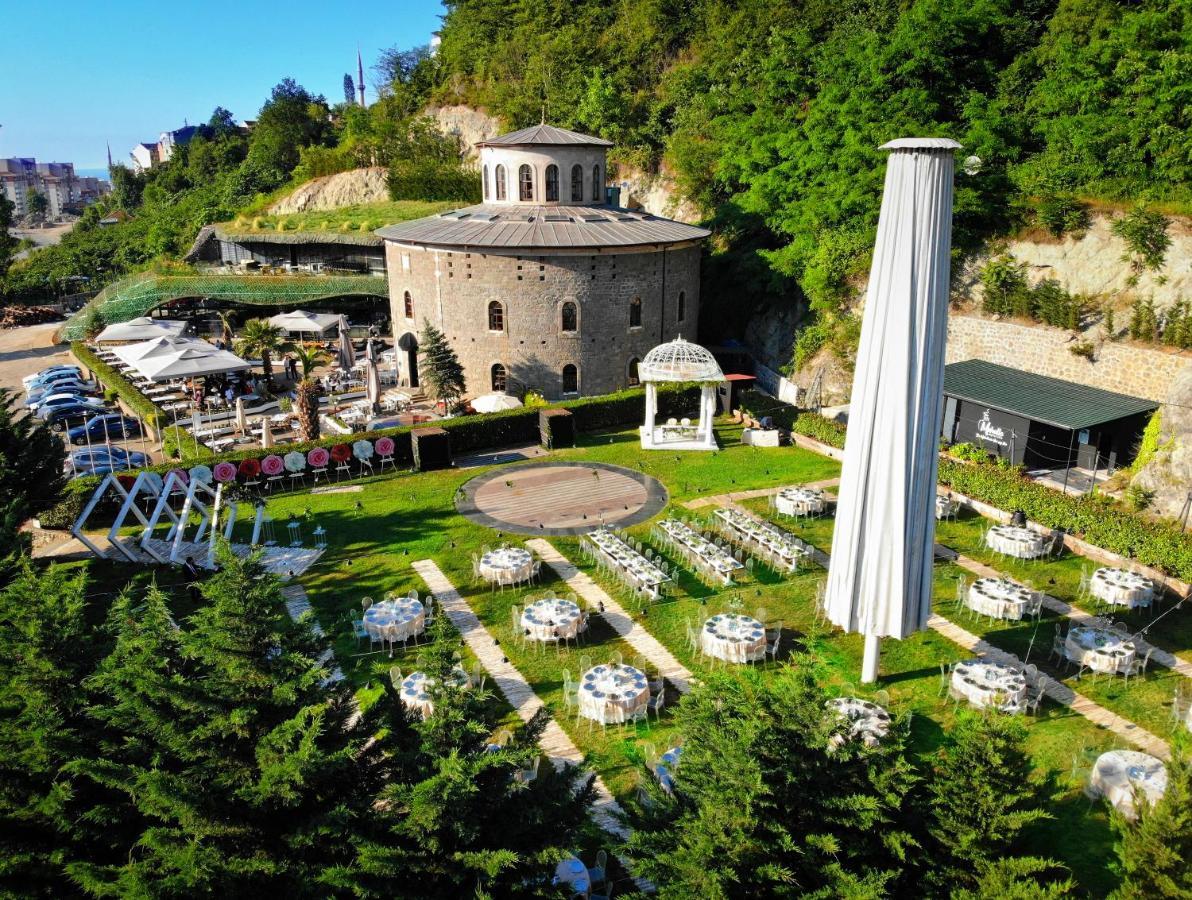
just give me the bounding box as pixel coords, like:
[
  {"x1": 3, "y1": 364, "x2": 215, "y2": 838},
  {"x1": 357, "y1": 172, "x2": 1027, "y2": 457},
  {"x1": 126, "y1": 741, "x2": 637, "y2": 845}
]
[
  {"x1": 824, "y1": 137, "x2": 959, "y2": 683},
  {"x1": 114, "y1": 336, "x2": 251, "y2": 381},
  {"x1": 113, "y1": 336, "x2": 205, "y2": 365},
  {"x1": 95, "y1": 317, "x2": 188, "y2": 343},
  {"x1": 268, "y1": 310, "x2": 340, "y2": 334},
  {"x1": 638, "y1": 337, "x2": 722, "y2": 451},
  {"x1": 471, "y1": 392, "x2": 523, "y2": 413}
]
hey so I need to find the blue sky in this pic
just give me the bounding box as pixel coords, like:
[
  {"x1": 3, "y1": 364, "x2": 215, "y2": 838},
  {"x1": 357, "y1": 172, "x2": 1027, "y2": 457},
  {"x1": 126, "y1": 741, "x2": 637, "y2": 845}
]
[{"x1": 0, "y1": 0, "x2": 446, "y2": 169}]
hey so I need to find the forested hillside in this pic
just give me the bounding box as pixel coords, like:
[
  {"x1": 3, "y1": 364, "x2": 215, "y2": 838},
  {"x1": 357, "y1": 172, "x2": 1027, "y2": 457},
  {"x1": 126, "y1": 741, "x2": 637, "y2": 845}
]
[{"x1": 426, "y1": 0, "x2": 1190, "y2": 350}]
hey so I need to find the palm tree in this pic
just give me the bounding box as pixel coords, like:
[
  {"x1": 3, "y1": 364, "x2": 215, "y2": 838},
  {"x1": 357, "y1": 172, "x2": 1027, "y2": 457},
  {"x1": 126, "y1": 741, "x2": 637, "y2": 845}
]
[
  {"x1": 234, "y1": 319, "x2": 292, "y2": 385},
  {"x1": 216, "y1": 310, "x2": 236, "y2": 347},
  {"x1": 290, "y1": 345, "x2": 327, "y2": 442}
]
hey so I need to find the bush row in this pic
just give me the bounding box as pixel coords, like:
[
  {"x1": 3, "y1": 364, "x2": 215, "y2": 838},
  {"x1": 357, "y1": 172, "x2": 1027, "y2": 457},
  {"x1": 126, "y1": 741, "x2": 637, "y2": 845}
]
[
  {"x1": 937, "y1": 458, "x2": 1192, "y2": 582},
  {"x1": 71, "y1": 343, "x2": 161, "y2": 430},
  {"x1": 38, "y1": 475, "x2": 105, "y2": 529},
  {"x1": 791, "y1": 413, "x2": 847, "y2": 448}
]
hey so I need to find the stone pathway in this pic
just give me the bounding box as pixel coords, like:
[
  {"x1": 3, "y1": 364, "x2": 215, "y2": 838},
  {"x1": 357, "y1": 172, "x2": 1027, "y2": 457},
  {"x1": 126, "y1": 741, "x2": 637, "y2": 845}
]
[
  {"x1": 412, "y1": 559, "x2": 630, "y2": 839},
  {"x1": 279, "y1": 583, "x2": 344, "y2": 685},
  {"x1": 946, "y1": 549, "x2": 1192, "y2": 682},
  {"x1": 526, "y1": 539, "x2": 694, "y2": 693},
  {"x1": 683, "y1": 477, "x2": 840, "y2": 510}
]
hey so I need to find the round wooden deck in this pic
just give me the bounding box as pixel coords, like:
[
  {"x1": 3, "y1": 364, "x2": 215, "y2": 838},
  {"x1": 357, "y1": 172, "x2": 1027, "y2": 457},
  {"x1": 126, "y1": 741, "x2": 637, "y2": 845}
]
[{"x1": 456, "y1": 462, "x2": 668, "y2": 535}]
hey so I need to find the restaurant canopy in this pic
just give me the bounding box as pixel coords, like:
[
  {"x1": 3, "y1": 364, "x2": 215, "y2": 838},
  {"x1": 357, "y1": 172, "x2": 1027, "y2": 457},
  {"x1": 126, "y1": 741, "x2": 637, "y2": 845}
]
[
  {"x1": 94, "y1": 317, "x2": 188, "y2": 343},
  {"x1": 268, "y1": 310, "x2": 341, "y2": 334},
  {"x1": 113, "y1": 336, "x2": 250, "y2": 381}
]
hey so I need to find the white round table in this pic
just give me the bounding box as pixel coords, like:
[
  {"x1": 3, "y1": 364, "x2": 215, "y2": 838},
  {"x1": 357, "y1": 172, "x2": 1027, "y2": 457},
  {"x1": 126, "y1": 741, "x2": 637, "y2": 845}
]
[
  {"x1": 986, "y1": 525, "x2": 1047, "y2": 559},
  {"x1": 700, "y1": 613, "x2": 766, "y2": 664},
  {"x1": 480, "y1": 547, "x2": 534, "y2": 586},
  {"x1": 951, "y1": 660, "x2": 1028, "y2": 712},
  {"x1": 936, "y1": 495, "x2": 960, "y2": 519},
  {"x1": 826, "y1": 697, "x2": 892, "y2": 748},
  {"x1": 521, "y1": 597, "x2": 582, "y2": 642},
  {"x1": 1090, "y1": 750, "x2": 1168, "y2": 819},
  {"x1": 967, "y1": 578, "x2": 1034, "y2": 621},
  {"x1": 578, "y1": 664, "x2": 650, "y2": 725},
  {"x1": 1064, "y1": 625, "x2": 1135, "y2": 675},
  {"x1": 1090, "y1": 568, "x2": 1154, "y2": 609},
  {"x1": 655, "y1": 746, "x2": 682, "y2": 793},
  {"x1": 776, "y1": 487, "x2": 825, "y2": 516},
  {"x1": 554, "y1": 857, "x2": 591, "y2": 898},
  {"x1": 400, "y1": 671, "x2": 437, "y2": 719},
  {"x1": 363, "y1": 597, "x2": 426, "y2": 644}
]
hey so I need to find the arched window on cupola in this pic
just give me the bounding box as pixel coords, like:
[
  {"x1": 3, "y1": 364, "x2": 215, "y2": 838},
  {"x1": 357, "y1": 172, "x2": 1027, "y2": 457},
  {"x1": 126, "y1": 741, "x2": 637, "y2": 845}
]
[
  {"x1": 519, "y1": 164, "x2": 534, "y2": 201},
  {"x1": 495, "y1": 164, "x2": 507, "y2": 200},
  {"x1": 571, "y1": 164, "x2": 584, "y2": 202},
  {"x1": 592, "y1": 164, "x2": 602, "y2": 202},
  {"x1": 545, "y1": 164, "x2": 559, "y2": 202},
  {"x1": 482, "y1": 164, "x2": 489, "y2": 200}
]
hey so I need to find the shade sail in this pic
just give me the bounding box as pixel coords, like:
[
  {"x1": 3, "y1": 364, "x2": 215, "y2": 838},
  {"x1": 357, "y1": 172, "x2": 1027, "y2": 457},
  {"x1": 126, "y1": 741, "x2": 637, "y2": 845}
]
[
  {"x1": 471, "y1": 392, "x2": 523, "y2": 413},
  {"x1": 95, "y1": 317, "x2": 187, "y2": 342},
  {"x1": 824, "y1": 138, "x2": 959, "y2": 668},
  {"x1": 267, "y1": 310, "x2": 340, "y2": 334}
]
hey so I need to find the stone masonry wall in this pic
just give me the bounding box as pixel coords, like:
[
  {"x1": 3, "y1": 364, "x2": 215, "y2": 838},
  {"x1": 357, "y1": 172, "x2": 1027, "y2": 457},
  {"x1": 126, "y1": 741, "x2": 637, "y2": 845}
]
[
  {"x1": 946, "y1": 314, "x2": 1191, "y2": 402},
  {"x1": 386, "y1": 242, "x2": 701, "y2": 399}
]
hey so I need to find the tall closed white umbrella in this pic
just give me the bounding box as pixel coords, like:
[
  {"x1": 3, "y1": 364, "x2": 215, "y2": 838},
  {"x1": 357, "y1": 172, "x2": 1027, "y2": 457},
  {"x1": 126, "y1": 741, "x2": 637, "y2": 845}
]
[
  {"x1": 365, "y1": 339, "x2": 382, "y2": 414},
  {"x1": 259, "y1": 417, "x2": 273, "y2": 450},
  {"x1": 235, "y1": 396, "x2": 248, "y2": 434},
  {"x1": 824, "y1": 137, "x2": 960, "y2": 683},
  {"x1": 337, "y1": 316, "x2": 356, "y2": 371}
]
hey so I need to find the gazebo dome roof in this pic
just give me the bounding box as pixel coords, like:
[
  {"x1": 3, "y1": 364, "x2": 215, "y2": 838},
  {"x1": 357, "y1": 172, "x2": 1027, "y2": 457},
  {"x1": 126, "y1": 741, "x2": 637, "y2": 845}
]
[{"x1": 638, "y1": 337, "x2": 723, "y2": 383}]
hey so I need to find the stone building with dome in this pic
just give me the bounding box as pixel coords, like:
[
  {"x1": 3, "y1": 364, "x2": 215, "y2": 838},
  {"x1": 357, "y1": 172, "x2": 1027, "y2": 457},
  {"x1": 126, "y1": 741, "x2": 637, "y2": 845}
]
[{"x1": 376, "y1": 124, "x2": 709, "y2": 400}]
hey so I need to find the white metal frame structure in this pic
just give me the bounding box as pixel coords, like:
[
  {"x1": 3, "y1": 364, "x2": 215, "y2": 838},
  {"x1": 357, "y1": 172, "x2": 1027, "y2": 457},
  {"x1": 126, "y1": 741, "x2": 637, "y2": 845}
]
[{"x1": 638, "y1": 337, "x2": 723, "y2": 451}]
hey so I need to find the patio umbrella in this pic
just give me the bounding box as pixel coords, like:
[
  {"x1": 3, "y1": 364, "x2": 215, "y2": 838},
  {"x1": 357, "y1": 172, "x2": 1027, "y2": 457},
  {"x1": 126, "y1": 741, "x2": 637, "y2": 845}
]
[
  {"x1": 365, "y1": 339, "x2": 382, "y2": 413},
  {"x1": 259, "y1": 416, "x2": 274, "y2": 449},
  {"x1": 337, "y1": 315, "x2": 356, "y2": 371},
  {"x1": 235, "y1": 396, "x2": 248, "y2": 434},
  {"x1": 268, "y1": 310, "x2": 340, "y2": 336},
  {"x1": 471, "y1": 392, "x2": 523, "y2": 413},
  {"x1": 95, "y1": 317, "x2": 187, "y2": 342},
  {"x1": 823, "y1": 137, "x2": 960, "y2": 683}
]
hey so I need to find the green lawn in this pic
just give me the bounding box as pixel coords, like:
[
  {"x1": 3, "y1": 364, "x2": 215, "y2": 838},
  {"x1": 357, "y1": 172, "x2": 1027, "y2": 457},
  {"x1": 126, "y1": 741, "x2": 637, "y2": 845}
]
[
  {"x1": 219, "y1": 199, "x2": 460, "y2": 237},
  {"x1": 97, "y1": 419, "x2": 1188, "y2": 894}
]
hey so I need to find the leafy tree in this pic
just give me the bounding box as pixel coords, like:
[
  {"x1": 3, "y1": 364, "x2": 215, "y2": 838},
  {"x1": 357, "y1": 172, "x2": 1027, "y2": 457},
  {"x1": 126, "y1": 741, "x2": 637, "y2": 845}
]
[
  {"x1": 624, "y1": 661, "x2": 920, "y2": 897},
  {"x1": 245, "y1": 78, "x2": 334, "y2": 186},
  {"x1": 26, "y1": 190, "x2": 49, "y2": 221},
  {"x1": 207, "y1": 105, "x2": 238, "y2": 138},
  {"x1": 924, "y1": 711, "x2": 1068, "y2": 895},
  {"x1": 235, "y1": 318, "x2": 293, "y2": 383},
  {"x1": 1112, "y1": 206, "x2": 1171, "y2": 273},
  {"x1": 0, "y1": 194, "x2": 18, "y2": 276},
  {"x1": 1111, "y1": 750, "x2": 1192, "y2": 900},
  {"x1": 418, "y1": 318, "x2": 467, "y2": 409}
]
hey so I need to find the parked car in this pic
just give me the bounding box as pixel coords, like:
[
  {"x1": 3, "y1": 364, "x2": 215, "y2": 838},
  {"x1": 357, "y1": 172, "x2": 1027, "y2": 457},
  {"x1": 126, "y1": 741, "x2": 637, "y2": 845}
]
[
  {"x1": 23, "y1": 365, "x2": 81, "y2": 389},
  {"x1": 68, "y1": 414, "x2": 142, "y2": 444},
  {"x1": 33, "y1": 393, "x2": 106, "y2": 414},
  {"x1": 25, "y1": 382, "x2": 100, "y2": 407},
  {"x1": 67, "y1": 446, "x2": 148, "y2": 476},
  {"x1": 24, "y1": 368, "x2": 87, "y2": 392},
  {"x1": 40, "y1": 402, "x2": 110, "y2": 431}
]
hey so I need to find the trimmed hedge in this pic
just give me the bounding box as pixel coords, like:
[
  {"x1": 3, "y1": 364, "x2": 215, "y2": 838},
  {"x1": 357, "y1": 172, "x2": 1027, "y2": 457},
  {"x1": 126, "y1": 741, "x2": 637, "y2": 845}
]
[
  {"x1": 938, "y1": 459, "x2": 1192, "y2": 582},
  {"x1": 38, "y1": 475, "x2": 104, "y2": 529},
  {"x1": 71, "y1": 342, "x2": 161, "y2": 431},
  {"x1": 792, "y1": 413, "x2": 847, "y2": 448}
]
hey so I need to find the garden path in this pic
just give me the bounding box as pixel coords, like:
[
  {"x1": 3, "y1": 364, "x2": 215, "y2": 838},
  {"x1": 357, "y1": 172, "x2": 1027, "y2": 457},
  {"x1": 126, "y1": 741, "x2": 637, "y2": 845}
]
[
  {"x1": 526, "y1": 539, "x2": 693, "y2": 693},
  {"x1": 683, "y1": 476, "x2": 841, "y2": 510}
]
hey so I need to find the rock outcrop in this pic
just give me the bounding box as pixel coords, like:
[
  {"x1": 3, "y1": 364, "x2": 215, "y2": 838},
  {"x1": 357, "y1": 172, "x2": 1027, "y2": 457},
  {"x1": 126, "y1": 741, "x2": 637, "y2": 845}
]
[
  {"x1": 612, "y1": 164, "x2": 702, "y2": 224},
  {"x1": 427, "y1": 105, "x2": 502, "y2": 159},
  {"x1": 267, "y1": 167, "x2": 389, "y2": 214},
  {"x1": 1131, "y1": 368, "x2": 1192, "y2": 521}
]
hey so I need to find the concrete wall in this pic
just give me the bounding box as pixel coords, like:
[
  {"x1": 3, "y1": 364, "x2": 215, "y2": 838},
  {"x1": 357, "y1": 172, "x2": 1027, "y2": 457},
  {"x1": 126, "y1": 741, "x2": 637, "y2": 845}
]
[
  {"x1": 479, "y1": 146, "x2": 606, "y2": 205},
  {"x1": 946, "y1": 314, "x2": 1192, "y2": 403},
  {"x1": 386, "y1": 241, "x2": 702, "y2": 399}
]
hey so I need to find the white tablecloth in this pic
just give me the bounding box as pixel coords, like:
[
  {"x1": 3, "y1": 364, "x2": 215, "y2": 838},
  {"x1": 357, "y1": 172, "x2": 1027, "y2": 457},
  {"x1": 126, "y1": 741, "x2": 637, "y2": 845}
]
[
  {"x1": 587, "y1": 529, "x2": 669, "y2": 598},
  {"x1": 655, "y1": 746, "x2": 682, "y2": 793},
  {"x1": 986, "y1": 525, "x2": 1047, "y2": 559},
  {"x1": 658, "y1": 519, "x2": 743, "y2": 584},
  {"x1": 553, "y1": 857, "x2": 591, "y2": 897},
  {"x1": 400, "y1": 671, "x2": 437, "y2": 719},
  {"x1": 578, "y1": 664, "x2": 650, "y2": 724},
  {"x1": 480, "y1": 547, "x2": 533, "y2": 585},
  {"x1": 967, "y1": 578, "x2": 1033, "y2": 621},
  {"x1": 936, "y1": 495, "x2": 960, "y2": 519},
  {"x1": 826, "y1": 697, "x2": 892, "y2": 747},
  {"x1": 700, "y1": 613, "x2": 766, "y2": 663},
  {"x1": 951, "y1": 660, "x2": 1027, "y2": 713},
  {"x1": 363, "y1": 597, "x2": 426, "y2": 643},
  {"x1": 776, "y1": 486, "x2": 825, "y2": 516},
  {"x1": 1065, "y1": 626, "x2": 1135, "y2": 675},
  {"x1": 1091, "y1": 568, "x2": 1154, "y2": 609},
  {"x1": 1090, "y1": 750, "x2": 1168, "y2": 819},
  {"x1": 521, "y1": 597, "x2": 582, "y2": 641},
  {"x1": 713, "y1": 507, "x2": 806, "y2": 571}
]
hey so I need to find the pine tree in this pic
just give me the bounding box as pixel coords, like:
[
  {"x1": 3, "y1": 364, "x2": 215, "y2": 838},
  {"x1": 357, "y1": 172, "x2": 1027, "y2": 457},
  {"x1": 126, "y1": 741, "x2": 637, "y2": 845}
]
[
  {"x1": 418, "y1": 319, "x2": 467, "y2": 410},
  {"x1": 0, "y1": 388, "x2": 66, "y2": 564},
  {"x1": 1111, "y1": 750, "x2": 1192, "y2": 899},
  {"x1": 343, "y1": 73, "x2": 356, "y2": 106},
  {"x1": 925, "y1": 711, "x2": 1063, "y2": 895}
]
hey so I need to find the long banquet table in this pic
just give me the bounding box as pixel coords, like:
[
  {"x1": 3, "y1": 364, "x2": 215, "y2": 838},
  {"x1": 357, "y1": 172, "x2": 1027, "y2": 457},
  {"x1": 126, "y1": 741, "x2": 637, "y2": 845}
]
[
  {"x1": 657, "y1": 519, "x2": 743, "y2": 585},
  {"x1": 585, "y1": 528, "x2": 670, "y2": 599},
  {"x1": 713, "y1": 507, "x2": 808, "y2": 572}
]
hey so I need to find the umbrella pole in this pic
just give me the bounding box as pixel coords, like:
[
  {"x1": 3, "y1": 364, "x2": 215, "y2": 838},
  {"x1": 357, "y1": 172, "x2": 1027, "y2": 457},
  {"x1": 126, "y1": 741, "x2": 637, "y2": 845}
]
[{"x1": 861, "y1": 634, "x2": 881, "y2": 683}]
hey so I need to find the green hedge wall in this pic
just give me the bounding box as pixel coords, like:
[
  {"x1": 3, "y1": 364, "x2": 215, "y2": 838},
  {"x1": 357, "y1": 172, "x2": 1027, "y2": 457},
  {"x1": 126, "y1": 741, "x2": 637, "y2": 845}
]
[
  {"x1": 38, "y1": 475, "x2": 105, "y2": 529},
  {"x1": 938, "y1": 459, "x2": 1192, "y2": 582},
  {"x1": 792, "y1": 413, "x2": 847, "y2": 448},
  {"x1": 71, "y1": 343, "x2": 161, "y2": 430}
]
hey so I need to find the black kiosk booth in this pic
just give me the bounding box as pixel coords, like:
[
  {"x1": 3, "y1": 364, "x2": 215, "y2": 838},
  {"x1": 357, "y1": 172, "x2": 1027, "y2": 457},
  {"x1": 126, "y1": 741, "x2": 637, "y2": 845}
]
[{"x1": 941, "y1": 360, "x2": 1158, "y2": 472}]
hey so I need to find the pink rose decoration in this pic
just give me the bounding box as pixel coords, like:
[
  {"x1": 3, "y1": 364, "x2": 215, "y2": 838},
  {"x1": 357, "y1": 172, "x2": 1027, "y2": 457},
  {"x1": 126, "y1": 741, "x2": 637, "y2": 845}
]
[
  {"x1": 375, "y1": 436, "x2": 395, "y2": 456},
  {"x1": 307, "y1": 447, "x2": 330, "y2": 468},
  {"x1": 213, "y1": 461, "x2": 237, "y2": 483},
  {"x1": 167, "y1": 468, "x2": 189, "y2": 487},
  {"x1": 261, "y1": 454, "x2": 284, "y2": 476}
]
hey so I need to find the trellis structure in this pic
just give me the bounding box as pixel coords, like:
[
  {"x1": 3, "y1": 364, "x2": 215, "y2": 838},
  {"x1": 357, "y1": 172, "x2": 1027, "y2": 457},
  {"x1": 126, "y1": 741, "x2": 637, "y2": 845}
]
[{"x1": 60, "y1": 272, "x2": 389, "y2": 340}]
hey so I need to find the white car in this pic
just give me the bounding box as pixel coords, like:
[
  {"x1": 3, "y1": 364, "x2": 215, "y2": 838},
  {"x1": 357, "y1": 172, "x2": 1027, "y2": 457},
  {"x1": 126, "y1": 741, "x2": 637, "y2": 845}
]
[
  {"x1": 25, "y1": 381, "x2": 99, "y2": 407},
  {"x1": 23, "y1": 366, "x2": 83, "y2": 390},
  {"x1": 34, "y1": 393, "x2": 107, "y2": 414}
]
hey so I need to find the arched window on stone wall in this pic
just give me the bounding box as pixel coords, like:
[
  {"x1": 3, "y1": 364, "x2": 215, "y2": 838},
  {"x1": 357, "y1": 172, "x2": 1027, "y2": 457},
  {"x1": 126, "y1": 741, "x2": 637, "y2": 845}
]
[
  {"x1": 562, "y1": 364, "x2": 578, "y2": 394},
  {"x1": 519, "y1": 164, "x2": 534, "y2": 201},
  {"x1": 403, "y1": 290, "x2": 414, "y2": 319},
  {"x1": 629, "y1": 296, "x2": 642, "y2": 328},
  {"x1": 560, "y1": 301, "x2": 577, "y2": 333},
  {"x1": 491, "y1": 363, "x2": 507, "y2": 392},
  {"x1": 487, "y1": 300, "x2": 505, "y2": 332},
  {"x1": 677, "y1": 290, "x2": 686, "y2": 323},
  {"x1": 495, "y1": 165, "x2": 506, "y2": 200},
  {"x1": 482, "y1": 164, "x2": 489, "y2": 201},
  {"x1": 592, "y1": 164, "x2": 602, "y2": 202},
  {"x1": 571, "y1": 164, "x2": 583, "y2": 202},
  {"x1": 545, "y1": 164, "x2": 559, "y2": 202},
  {"x1": 627, "y1": 357, "x2": 640, "y2": 385}
]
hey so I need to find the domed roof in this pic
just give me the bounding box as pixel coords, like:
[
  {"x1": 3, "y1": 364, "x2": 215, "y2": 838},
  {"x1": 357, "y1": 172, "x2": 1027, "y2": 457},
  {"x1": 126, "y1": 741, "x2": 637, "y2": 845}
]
[{"x1": 638, "y1": 337, "x2": 723, "y2": 383}]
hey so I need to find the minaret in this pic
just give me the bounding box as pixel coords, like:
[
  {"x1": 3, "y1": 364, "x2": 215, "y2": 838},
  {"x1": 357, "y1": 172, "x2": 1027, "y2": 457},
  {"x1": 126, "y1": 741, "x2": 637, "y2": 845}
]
[{"x1": 357, "y1": 47, "x2": 366, "y2": 107}]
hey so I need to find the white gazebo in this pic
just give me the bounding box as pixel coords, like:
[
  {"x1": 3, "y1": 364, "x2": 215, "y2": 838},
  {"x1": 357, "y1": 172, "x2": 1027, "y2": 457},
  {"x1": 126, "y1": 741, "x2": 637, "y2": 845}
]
[{"x1": 638, "y1": 337, "x2": 722, "y2": 451}]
